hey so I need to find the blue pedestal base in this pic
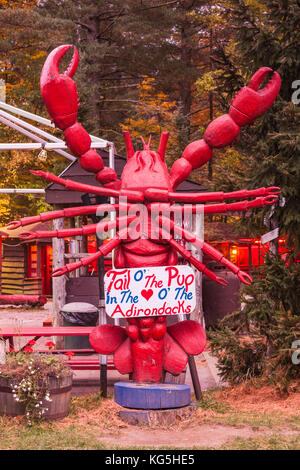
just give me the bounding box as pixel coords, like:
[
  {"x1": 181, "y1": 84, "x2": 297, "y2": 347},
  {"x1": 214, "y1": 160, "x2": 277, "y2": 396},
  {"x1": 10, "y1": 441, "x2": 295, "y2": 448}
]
[{"x1": 114, "y1": 382, "x2": 191, "y2": 410}]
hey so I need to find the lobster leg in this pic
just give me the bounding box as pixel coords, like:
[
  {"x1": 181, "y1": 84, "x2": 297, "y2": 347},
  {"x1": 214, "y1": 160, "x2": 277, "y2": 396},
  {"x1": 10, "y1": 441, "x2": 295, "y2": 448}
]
[
  {"x1": 51, "y1": 226, "x2": 131, "y2": 277},
  {"x1": 30, "y1": 170, "x2": 144, "y2": 202},
  {"x1": 202, "y1": 197, "x2": 278, "y2": 214},
  {"x1": 149, "y1": 196, "x2": 278, "y2": 216},
  {"x1": 155, "y1": 224, "x2": 228, "y2": 286},
  {"x1": 145, "y1": 186, "x2": 280, "y2": 203},
  {"x1": 157, "y1": 215, "x2": 252, "y2": 285},
  {"x1": 6, "y1": 203, "x2": 125, "y2": 230},
  {"x1": 19, "y1": 215, "x2": 135, "y2": 240}
]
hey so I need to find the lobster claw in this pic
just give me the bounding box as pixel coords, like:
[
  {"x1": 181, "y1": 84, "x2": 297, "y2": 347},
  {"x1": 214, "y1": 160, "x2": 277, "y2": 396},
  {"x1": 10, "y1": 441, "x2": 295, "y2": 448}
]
[
  {"x1": 40, "y1": 44, "x2": 79, "y2": 130},
  {"x1": 229, "y1": 67, "x2": 281, "y2": 127}
]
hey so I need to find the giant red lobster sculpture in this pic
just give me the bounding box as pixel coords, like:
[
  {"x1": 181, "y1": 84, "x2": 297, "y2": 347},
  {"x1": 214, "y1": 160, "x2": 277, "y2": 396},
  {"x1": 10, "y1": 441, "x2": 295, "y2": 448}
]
[{"x1": 8, "y1": 45, "x2": 281, "y2": 383}]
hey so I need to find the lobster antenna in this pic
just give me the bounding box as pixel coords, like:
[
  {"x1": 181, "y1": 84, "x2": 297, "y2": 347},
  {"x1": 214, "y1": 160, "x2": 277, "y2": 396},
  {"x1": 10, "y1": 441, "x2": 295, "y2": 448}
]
[
  {"x1": 140, "y1": 135, "x2": 152, "y2": 150},
  {"x1": 123, "y1": 130, "x2": 135, "y2": 159},
  {"x1": 140, "y1": 136, "x2": 147, "y2": 149},
  {"x1": 158, "y1": 131, "x2": 169, "y2": 161}
]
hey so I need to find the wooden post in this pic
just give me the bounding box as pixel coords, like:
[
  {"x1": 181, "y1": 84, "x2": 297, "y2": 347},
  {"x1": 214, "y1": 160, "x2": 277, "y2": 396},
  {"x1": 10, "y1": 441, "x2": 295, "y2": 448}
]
[
  {"x1": 269, "y1": 218, "x2": 279, "y2": 255},
  {"x1": 0, "y1": 340, "x2": 5, "y2": 365},
  {"x1": 52, "y1": 207, "x2": 66, "y2": 348},
  {"x1": 192, "y1": 208, "x2": 204, "y2": 324},
  {"x1": 188, "y1": 355, "x2": 202, "y2": 401}
]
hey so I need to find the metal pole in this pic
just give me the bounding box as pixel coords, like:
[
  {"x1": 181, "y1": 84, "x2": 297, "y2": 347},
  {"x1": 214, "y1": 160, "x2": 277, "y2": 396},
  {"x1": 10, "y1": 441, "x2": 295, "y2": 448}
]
[
  {"x1": 82, "y1": 193, "x2": 108, "y2": 397},
  {"x1": 180, "y1": 206, "x2": 203, "y2": 400},
  {"x1": 0, "y1": 142, "x2": 107, "y2": 151},
  {"x1": 188, "y1": 355, "x2": 202, "y2": 401},
  {"x1": 0, "y1": 188, "x2": 45, "y2": 194},
  {"x1": 0, "y1": 101, "x2": 111, "y2": 146},
  {"x1": 0, "y1": 109, "x2": 75, "y2": 161}
]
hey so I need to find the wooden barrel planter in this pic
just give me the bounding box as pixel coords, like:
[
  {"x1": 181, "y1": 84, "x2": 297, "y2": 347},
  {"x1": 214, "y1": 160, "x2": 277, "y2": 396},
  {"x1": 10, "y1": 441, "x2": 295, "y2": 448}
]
[{"x1": 0, "y1": 373, "x2": 73, "y2": 420}]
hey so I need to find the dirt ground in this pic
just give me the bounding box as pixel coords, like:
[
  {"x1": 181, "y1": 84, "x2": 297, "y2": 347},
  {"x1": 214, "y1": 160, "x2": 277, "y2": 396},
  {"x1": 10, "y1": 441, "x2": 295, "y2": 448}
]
[
  {"x1": 55, "y1": 383, "x2": 300, "y2": 449},
  {"x1": 1, "y1": 304, "x2": 299, "y2": 449}
]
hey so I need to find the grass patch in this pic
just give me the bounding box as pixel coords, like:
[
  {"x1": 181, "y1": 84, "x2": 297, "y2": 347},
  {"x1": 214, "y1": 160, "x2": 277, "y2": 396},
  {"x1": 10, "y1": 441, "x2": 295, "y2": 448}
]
[
  {"x1": 195, "y1": 388, "x2": 300, "y2": 431},
  {"x1": 0, "y1": 419, "x2": 106, "y2": 450},
  {"x1": 199, "y1": 409, "x2": 300, "y2": 431},
  {"x1": 220, "y1": 433, "x2": 300, "y2": 450},
  {"x1": 69, "y1": 392, "x2": 103, "y2": 415},
  {"x1": 197, "y1": 391, "x2": 232, "y2": 414},
  {"x1": 0, "y1": 383, "x2": 299, "y2": 450}
]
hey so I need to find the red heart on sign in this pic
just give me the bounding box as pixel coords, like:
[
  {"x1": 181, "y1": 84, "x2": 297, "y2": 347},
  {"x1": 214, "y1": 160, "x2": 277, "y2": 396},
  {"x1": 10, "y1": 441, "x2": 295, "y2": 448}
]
[{"x1": 141, "y1": 289, "x2": 153, "y2": 301}]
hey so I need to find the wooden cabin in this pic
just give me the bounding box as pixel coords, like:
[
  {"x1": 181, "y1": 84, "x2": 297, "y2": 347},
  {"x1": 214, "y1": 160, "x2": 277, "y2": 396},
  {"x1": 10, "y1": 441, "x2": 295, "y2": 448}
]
[
  {"x1": 0, "y1": 222, "x2": 53, "y2": 297},
  {"x1": 204, "y1": 221, "x2": 288, "y2": 274}
]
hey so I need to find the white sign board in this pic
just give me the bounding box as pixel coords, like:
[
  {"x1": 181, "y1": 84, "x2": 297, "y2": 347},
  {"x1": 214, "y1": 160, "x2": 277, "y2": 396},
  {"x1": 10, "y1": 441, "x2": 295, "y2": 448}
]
[
  {"x1": 104, "y1": 265, "x2": 196, "y2": 319},
  {"x1": 261, "y1": 227, "x2": 279, "y2": 245}
]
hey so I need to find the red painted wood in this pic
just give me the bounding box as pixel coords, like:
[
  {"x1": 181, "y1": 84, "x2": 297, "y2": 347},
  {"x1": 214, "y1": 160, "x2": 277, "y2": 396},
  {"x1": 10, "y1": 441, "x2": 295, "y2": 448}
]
[
  {"x1": 163, "y1": 333, "x2": 188, "y2": 375},
  {"x1": 114, "y1": 338, "x2": 133, "y2": 374},
  {"x1": 167, "y1": 320, "x2": 207, "y2": 356},
  {"x1": 131, "y1": 337, "x2": 165, "y2": 383},
  {"x1": 0, "y1": 295, "x2": 47, "y2": 306},
  {"x1": 21, "y1": 45, "x2": 282, "y2": 384},
  {"x1": 69, "y1": 365, "x2": 115, "y2": 370},
  {"x1": 89, "y1": 325, "x2": 127, "y2": 354},
  {"x1": 1, "y1": 326, "x2": 93, "y2": 336}
]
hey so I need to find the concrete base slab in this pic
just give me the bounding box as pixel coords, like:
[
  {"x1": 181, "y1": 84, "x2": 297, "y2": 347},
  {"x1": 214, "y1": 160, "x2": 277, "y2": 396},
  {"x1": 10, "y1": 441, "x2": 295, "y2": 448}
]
[{"x1": 119, "y1": 403, "x2": 197, "y2": 426}]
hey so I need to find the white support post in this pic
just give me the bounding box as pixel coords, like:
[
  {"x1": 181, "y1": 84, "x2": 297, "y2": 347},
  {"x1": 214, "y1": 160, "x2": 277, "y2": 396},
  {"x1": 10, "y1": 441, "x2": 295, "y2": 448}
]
[
  {"x1": 190, "y1": 207, "x2": 204, "y2": 325},
  {"x1": 195, "y1": 210, "x2": 204, "y2": 326},
  {"x1": 0, "y1": 101, "x2": 111, "y2": 146},
  {"x1": 0, "y1": 142, "x2": 107, "y2": 151},
  {"x1": 0, "y1": 188, "x2": 45, "y2": 194},
  {"x1": 0, "y1": 109, "x2": 75, "y2": 161},
  {"x1": 0, "y1": 340, "x2": 6, "y2": 364}
]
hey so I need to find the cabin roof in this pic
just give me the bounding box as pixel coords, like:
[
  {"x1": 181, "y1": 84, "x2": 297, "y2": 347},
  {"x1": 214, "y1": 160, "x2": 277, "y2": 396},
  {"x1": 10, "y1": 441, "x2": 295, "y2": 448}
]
[{"x1": 45, "y1": 150, "x2": 206, "y2": 205}]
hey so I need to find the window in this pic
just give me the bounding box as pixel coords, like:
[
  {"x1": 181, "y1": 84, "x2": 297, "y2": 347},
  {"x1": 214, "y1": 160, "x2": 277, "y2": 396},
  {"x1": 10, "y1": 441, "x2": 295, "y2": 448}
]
[
  {"x1": 87, "y1": 235, "x2": 112, "y2": 275},
  {"x1": 26, "y1": 244, "x2": 38, "y2": 278}
]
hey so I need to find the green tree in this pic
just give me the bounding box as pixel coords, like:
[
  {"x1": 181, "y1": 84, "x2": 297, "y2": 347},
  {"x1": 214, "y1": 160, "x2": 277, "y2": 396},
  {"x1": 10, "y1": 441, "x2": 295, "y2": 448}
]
[
  {"x1": 0, "y1": 2, "x2": 73, "y2": 224},
  {"x1": 202, "y1": 0, "x2": 300, "y2": 250},
  {"x1": 207, "y1": 0, "x2": 300, "y2": 393}
]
